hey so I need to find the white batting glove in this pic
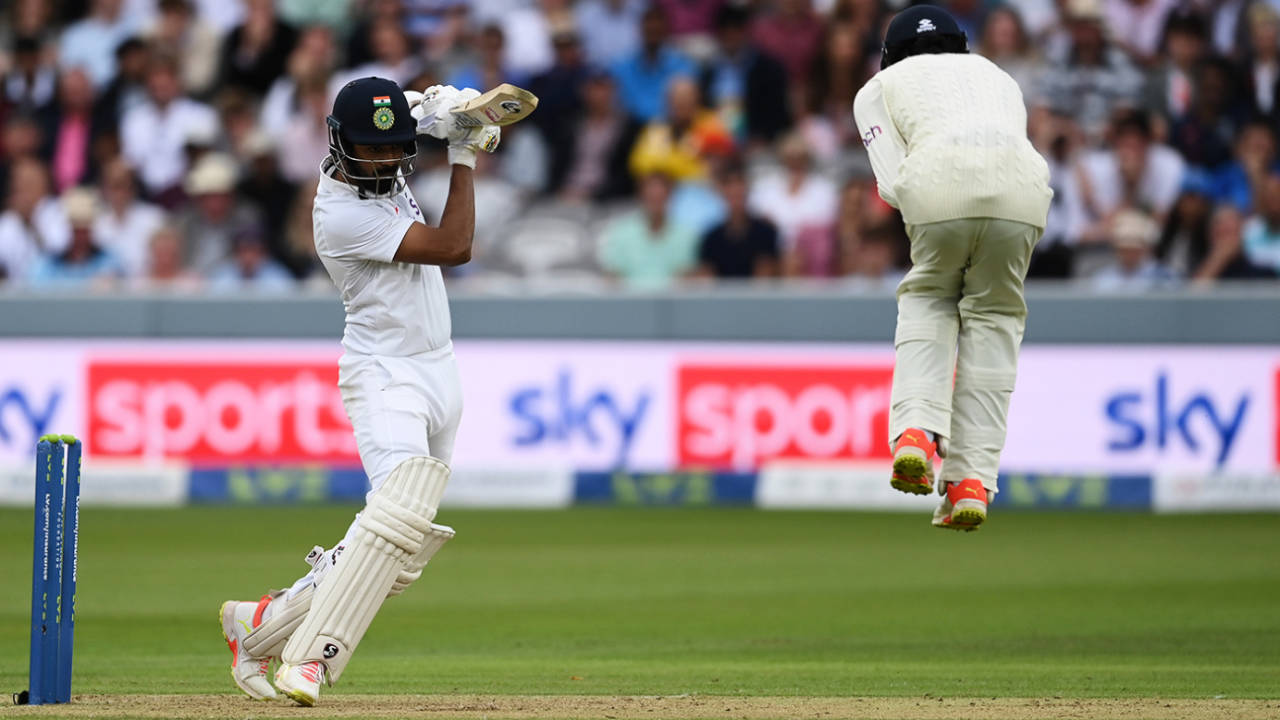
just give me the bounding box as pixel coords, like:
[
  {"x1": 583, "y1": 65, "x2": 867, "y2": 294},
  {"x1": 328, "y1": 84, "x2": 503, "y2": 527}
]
[
  {"x1": 447, "y1": 125, "x2": 501, "y2": 169},
  {"x1": 411, "y1": 85, "x2": 483, "y2": 140}
]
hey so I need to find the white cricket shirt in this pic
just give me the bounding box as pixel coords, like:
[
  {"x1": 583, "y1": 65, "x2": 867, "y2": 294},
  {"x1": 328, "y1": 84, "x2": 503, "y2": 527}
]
[
  {"x1": 853, "y1": 53, "x2": 1052, "y2": 228},
  {"x1": 314, "y1": 165, "x2": 452, "y2": 356}
]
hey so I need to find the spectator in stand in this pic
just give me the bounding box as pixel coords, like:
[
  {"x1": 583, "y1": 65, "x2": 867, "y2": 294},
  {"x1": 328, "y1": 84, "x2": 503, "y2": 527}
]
[
  {"x1": 629, "y1": 76, "x2": 735, "y2": 182},
  {"x1": 343, "y1": 0, "x2": 402, "y2": 68},
  {"x1": 238, "y1": 129, "x2": 302, "y2": 275},
  {"x1": 1039, "y1": 0, "x2": 1145, "y2": 142},
  {"x1": 277, "y1": 75, "x2": 332, "y2": 183},
  {"x1": 977, "y1": 5, "x2": 1043, "y2": 100},
  {"x1": 1077, "y1": 111, "x2": 1185, "y2": 241},
  {"x1": 599, "y1": 172, "x2": 700, "y2": 289},
  {"x1": 445, "y1": 24, "x2": 511, "y2": 96},
  {"x1": 552, "y1": 70, "x2": 643, "y2": 202},
  {"x1": 1211, "y1": 120, "x2": 1278, "y2": 214},
  {"x1": 58, "y1": 0, "x2": 138, "y2": 89},
  {"x1": 793, "y1": 176, "x2": 870, "y2": 278},
  {"x1": 1169, "y1": 56, "x2": 1246, "y2": 168},
  {"x1": 1242, "y1": 173, "x2": 1280, "y2": 274},
  {"x1": 336, "y1": 19, "x2": 423, "y2": 90},
  {"x1": 1192, "y1": 205, "x2": 1276, "y2": 282},
  {"x1": 0, "y1": 114, "x2": 42, "y2": 203},
  {"x1": 802, "y1": 20, "x2": 870, "y2": 159},
  {"x1": 259, "y1": 25, "x2": 337, "y2": 143},
  {"x1": 3, "y1": 36, "x2": 56, "y2": 110},
  {"x1": 1144, "y1": 8, "x2": 1207, "y2": 125},
  {"x1": 1242, "y1": 2, "x2": 1280, "y2": 124},
  {"x1": 43, "y1": 68, "x2": 99, "y2": 193},
  {"x1": 283, "y1": 179, "x2": 323, "y2": 284},
  {"x1": 91, "y1": 37, "x2": 150, "y2": 138},
  {"x1": 611, "y1": 8, "x2": 697, "y2": 123},
  {"x1": 94, "y1": 158, "x2": 165, "y2": 278},
  {"x1": 751, "y1": 0, "x2": 823, "y2": 101},
  {"x1": 145, "y1": 0, "x2": 222, "y2": 98},
  {"x1": 530, "y1": 31, "x2": 590, "y2": 153},
  {"x1": 699, "y1": 3, "x2": 790, "y2": 147},
  {"x1": 575, "y1": 0, "x2": 644, "y2": 68},
  {"x1": 219, "y1": 0, "x2": 298, "y2": 96},
  {"x1": 208, "y1": 225, "x2": 295, "y2": 292},
  {"x1": 842, "y1": 221, "x2": 905, "y2": 289},
  {"x1": 748, "y1": 131, "x2": 838, "y2": 252},
  {"x1": 0, "y1": 158, "x2": 69, "y2": 282},
  {"x1": 697, "y1": 160, "x2": 780, "y2": 279},
  {"x1": 1091, "y1": 209, "x2": 1179, "y2": 291},
  {"x1": 1155, "y1": 168, "x2": 1215, "y2": 278},
  {"x1": 1104, "y1": 0, "x2": 1178, "y2": 67},
  {"x1": 28, "y1": 188, "x2": 124, "y2": 289},
  {"x1": 3, "y1": 0, "x2": 53, "y2": 47},
  {"x1": 138, "y1": 223, "x2": 201, "y2": 289},
  {"x1": 120, "y1": 53, "x2": 219, "y2": 203},
  {"x1": 177, "y1": 152, "x2": 261, "y2": 273},
  {"x1": 500, "y1": 0, "x2": 570, "y2": 82}
]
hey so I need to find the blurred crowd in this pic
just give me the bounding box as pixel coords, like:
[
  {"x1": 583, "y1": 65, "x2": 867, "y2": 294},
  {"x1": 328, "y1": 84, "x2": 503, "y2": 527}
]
[{"x1": 1, "y1": 0, "x2": 1280, "y2": 293}]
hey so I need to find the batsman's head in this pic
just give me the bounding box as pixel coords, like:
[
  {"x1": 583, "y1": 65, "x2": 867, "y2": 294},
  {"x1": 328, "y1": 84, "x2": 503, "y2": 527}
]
[
  {"x1": 327, "y1": 76, "x2": 417, "y2": 197},
  {"x1": 880, "y1": 4, "x2": 968, "y2": 70}
]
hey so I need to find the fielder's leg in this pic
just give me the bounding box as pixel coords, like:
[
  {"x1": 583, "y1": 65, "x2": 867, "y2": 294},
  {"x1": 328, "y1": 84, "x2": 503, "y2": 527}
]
[
  {"x1": 889, "y1": 221, "x2": 968, "y2": 494},
  {"x1": 935, "y1": 218, "x2": 1040, "y2": 530}
]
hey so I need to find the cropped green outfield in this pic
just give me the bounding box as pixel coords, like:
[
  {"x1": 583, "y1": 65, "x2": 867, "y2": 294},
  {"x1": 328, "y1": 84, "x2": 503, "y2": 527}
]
[{"x1": 1, "y1": 507, "x2": 1278, "y2": 719}]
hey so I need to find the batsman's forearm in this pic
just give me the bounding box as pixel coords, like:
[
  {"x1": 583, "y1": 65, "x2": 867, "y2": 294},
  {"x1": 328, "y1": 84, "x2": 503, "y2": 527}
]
[{"x1": 438, "y1": 165, "x2": 476, "y2": 265}]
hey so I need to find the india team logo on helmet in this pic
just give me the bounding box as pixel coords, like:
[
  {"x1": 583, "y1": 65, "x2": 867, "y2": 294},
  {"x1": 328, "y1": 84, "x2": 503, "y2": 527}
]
[{"x1": 372, "y1": 95, "x2": 395, "y2": 130}]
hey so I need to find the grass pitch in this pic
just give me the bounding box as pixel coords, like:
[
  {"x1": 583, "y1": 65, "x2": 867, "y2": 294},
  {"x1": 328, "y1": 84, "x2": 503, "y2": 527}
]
[{"x1": 1, "y1": 506, "x2": 1278, "y2": 718}]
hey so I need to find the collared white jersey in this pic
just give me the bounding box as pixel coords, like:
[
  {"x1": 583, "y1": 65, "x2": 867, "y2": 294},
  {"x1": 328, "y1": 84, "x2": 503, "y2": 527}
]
[
  {"x1": 314, "y1": 165, "x2": 452, "y2": 356},
  {"x1": 853, "y1": 53, "x2": 1052, "y2": 229}
]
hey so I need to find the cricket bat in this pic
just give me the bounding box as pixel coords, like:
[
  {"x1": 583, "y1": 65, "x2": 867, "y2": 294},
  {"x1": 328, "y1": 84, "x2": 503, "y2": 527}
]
[{"x1": 449, "y1": 83, "x2": 539, "y2": 128}]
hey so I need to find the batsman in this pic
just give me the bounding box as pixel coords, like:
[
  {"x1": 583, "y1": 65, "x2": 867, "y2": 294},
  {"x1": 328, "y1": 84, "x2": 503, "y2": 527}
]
[
  {"x1": 853, "y1": 6, "x2": 1051, "y2": 531},
  {"x1": 216, "y1": 77, "x2": 533, "y2": 705}
]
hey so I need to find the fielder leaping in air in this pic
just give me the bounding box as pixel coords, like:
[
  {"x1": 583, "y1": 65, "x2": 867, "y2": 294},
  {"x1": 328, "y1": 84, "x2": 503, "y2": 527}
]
[
  {"x1": 853, "y1": 6, "x2": 1052, "y2": 531},
  {"x1": 217, "y1": 76, "x2": 534, "y2": 705}
]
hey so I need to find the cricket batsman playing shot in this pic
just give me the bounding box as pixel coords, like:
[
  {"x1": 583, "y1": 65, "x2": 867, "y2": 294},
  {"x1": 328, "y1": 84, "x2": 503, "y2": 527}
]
[
  {"x1": 853, "y1": 6, "x2": 1051, "y2": 531},
  {"x1": 214, "y1": 76, "x2": 532, "y2": 705}
]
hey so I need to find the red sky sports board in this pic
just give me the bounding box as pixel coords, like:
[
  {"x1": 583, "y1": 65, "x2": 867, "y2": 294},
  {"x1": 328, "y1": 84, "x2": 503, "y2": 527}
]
[
  {"x1": 676, "y1": 364, "x2": 894, "y2": 469},
  {"x1": 87, "y1": 362, "x2": 358, "y2": 464}
]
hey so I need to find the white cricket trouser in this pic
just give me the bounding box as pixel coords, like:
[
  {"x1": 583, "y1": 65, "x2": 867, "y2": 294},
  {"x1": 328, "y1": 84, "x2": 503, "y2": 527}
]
[
  {"x1": 285, "y1": 344, "x2": 463, "y2": 598},
  {"x1": 889, "y1": 217, "x2": 1041, "y2": 493}
]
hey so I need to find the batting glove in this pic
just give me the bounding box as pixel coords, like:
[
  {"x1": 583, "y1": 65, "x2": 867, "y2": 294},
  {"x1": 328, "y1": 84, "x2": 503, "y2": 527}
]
[
  {"x1": 410, "y1": 85, "x2": 483, "y2": 140},
  {"x1": 447, "y1": 125, "x2": 501, "y2": 169}
]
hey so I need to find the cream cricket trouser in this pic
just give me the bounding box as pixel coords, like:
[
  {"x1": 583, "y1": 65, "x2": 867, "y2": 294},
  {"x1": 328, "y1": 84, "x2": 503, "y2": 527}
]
[
  {"x1": 889, "y1": 217, "x2": 1041, "y2": 493},
  {"x1": 284, "y1": 344, "x2": 463, "y2": 599}
]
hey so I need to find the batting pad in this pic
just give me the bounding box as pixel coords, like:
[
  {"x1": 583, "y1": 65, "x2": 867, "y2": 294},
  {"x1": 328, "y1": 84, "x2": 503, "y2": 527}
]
[
  {"x1": 243, "y1": 585, "x2": 313, "y2": 659},
  {"x1": 281, "y1": 457, "x2": 450, "y2": 681},
  {"x1": 389, "y1": 523, "x2": 455, "y2": 596}
]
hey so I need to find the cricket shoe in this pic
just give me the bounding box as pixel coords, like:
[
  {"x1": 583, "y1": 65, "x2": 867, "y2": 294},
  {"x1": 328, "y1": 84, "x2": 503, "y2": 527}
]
[
  {"x1": 932, "y1": 479, "x2": 989, "y2": 532},
  {"x1": 276, "y1": 661, "x2": 325, "y2": 707},
  {"x1": 890, "y1": 428, "x2": 937, "y2": 495},
  {"x1": 219, "y1": 598, "x2": 277, "y2": 700}
]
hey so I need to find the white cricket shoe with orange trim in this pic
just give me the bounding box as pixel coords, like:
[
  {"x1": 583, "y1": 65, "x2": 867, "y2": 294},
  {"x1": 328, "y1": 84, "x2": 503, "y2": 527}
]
[
  {"x1": 219, "y1": 599, "x2": 276, "y2": 700},
  {"x1": 275, "y1": 661, "x2": 325, "y2": 706}
]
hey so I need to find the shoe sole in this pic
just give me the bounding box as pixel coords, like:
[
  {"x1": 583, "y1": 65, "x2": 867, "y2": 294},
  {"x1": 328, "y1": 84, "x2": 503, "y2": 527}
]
[
  {"x1": 890, "y1": 453, "x2": 933, "y2": 495},
  {"x1": 936, "y1": 501, "x2": 986, "y2": 532},
  {"x1": 282, "y1": 688, "x2": 317, "y2": 707},
  {"x1": 219, "y1": 602, "x2": 274, "y2": 701}
]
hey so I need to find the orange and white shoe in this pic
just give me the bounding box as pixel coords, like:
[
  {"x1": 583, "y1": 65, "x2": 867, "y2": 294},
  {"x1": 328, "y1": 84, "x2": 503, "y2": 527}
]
[
  {"x1": 890, "y1": 428, "x2": 937, "y2": 495},
  {"x1": 275, "y1": 661, "x2": 325, "y2": 707},
  {"x1": 219, "y1": 598, "x2": 276, "y2": 700},
  {"x1": 932, "y1": 478, "x2": 989, "y2": 532}
]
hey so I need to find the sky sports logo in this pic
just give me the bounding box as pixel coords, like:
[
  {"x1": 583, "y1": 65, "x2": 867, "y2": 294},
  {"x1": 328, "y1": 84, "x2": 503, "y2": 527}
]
[
  {"x1": 86, "y1": 362, "x2": 357, "y2": 463},
  {"x1": 677, "y1": 364, "x2": 893, "y2": 470}
]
